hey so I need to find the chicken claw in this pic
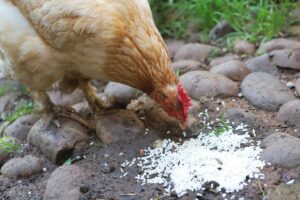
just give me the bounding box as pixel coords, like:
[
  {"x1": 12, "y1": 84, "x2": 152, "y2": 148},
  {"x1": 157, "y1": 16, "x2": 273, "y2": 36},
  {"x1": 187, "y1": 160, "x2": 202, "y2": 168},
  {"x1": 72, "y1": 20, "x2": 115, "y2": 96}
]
[
  {"x1": 79, "y1": 80, "x2": 114, "y2": 113},
  {"x1": 52, "y1": 105, "x2": 94, "y2": 130},
  {"x1": 31, "y1": 90, "x2": 94, "y2": 130}
]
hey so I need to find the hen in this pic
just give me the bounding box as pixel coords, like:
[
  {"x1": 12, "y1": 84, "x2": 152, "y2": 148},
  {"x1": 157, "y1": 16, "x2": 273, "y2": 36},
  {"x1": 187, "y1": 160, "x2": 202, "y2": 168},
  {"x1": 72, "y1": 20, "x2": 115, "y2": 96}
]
[{"x1": 0, "y1": 0, "x2": 191, "y2": 128}]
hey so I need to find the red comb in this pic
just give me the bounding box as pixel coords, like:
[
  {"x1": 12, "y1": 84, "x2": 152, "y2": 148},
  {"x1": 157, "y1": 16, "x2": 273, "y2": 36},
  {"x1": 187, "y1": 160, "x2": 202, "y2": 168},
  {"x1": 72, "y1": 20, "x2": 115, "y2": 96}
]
[{"x1": 177, "y1": 82, "x2": 192, "y2": 126}]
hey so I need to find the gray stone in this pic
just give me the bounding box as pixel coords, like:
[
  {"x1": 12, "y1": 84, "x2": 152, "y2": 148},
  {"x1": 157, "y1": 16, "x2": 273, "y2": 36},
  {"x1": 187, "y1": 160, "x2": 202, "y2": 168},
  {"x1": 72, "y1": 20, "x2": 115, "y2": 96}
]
[
  {"x1": 180, "y1": 71, "x2": 239, "y2": 99},
  {"x1": 4, "y1": 114, "x2": 39, "y2": 142},
  {"x1": 233, "y1": 40, "x2": 255, "y2": 55},
  {"x1": 269, "y1": 49, "x2": 300, "y2": 70},
  {"x1": 101, "y1": 163, "x2": 115, "y2": 174},
  {"x1": 210, "y1": 55, "x2": 239, "y2": 67},
  {"x1": 241, "y1": 72, "x2": 296, "y2": 111},
  {"x1": 210, "y1": 60, "x2": 250, "y2": 81},
  {"x1": 104, "y1": 82, "x2": 140, "y2": 105},
  {"x1": 91, "y1": 80, "x2": 108, "y2": 93},
  {"x1": 224, "y1": 108, "x2": 264, "y2": 131},
  {"x1": 44, "y1": 165, "x2": 86, "y2": 200},
  {"x1": 172, "y1": 60, "x2": 209, "y2": 75},
  {"x1": 296, "y1": 79, "x2": 300, "y2": 96},
  {"x1": 245, "y1": 54, "x2": 278, "y2": 75},
  {"x1": 268, "y1": 183, "x2": 300, "y2": 200},
  {"x1": 95, "y1": 110, "x2": 145, "y2": 145},
  {"x1": 1, "y1": 155, "x2": 42, "y2": 178},
  {"x1": 258, "y1": 38, "x2": 300, "y2": 53},
  {"x1": 48, "y1": 89, "x2": 85, "y2": 107},
  {"x1": 209, "y1": 20, "x2": 235, "y2": 39},
  {"x1": 72, "y1": 101, "x2": 91, "y2": 117},
  {"x1": 0, "y1": 79, "x2": 23, "y2": 94},
  {"x1": 174, "y1": 43, "x2": 220, "y2": 63},
  {"x1": 277, "y1": 100, "x2": 300, "y2": 127},
  {"x1": 165, "y1": 40, "x2": 185, "y2": 60},
  {"x1": 27, "y1": 115, "x2": 89, "y2": 164},
  {"x1": 261, "y1": 132, "x2": 300, "y2": 168},
  {"x1": 0, "y1": 92, "x2": 22, "y2": 114},
  {"x1": 288, "y1": 26, "x2": 300, "y2": 37},
  {"x1": 286, "y1": 82, "x2": 296, "y2": 89},
  {"x1": 186, "y1": 32, "x2": 201, "y2": 43}
]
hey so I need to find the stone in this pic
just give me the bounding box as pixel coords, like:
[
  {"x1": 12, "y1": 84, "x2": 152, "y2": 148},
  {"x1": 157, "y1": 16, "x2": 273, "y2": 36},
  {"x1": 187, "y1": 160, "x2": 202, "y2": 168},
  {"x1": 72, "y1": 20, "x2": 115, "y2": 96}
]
[
  {"x1": 101, "y1": 163, "x2": 115, "y2": 174},
  {"x1": 286, "y1": 82, "x2": 296, "y2": 89},
  {"x1": 186, "y1": 32, "x2": 201, "y2": 43},
  {"x1": 44, "y1": 165, "x2": 87, "y2": 200},
  {"x1": 288, "y1": 26, "x2": 300, "y2": 37},
  {"x1": 268, "y1": 183, "x2": 300, "y2": 200},
  {"x1": 241, "y1": 72, "x2": 296, "y2": 111},
  {"x1": 165, "y1": 40, "x2": 185, "y2": 60},
  {"x1": 258, "y1": 38, "x2": 300, "y2": 53},
  {"x1": 72, "y1": 101, "x2": 91, "y2": 117},
  {"x1": 0, "y1": 92, "x2": 22, "y2": 114},
  {"x1": 210, "y1": 60, "x2": 250, "y2": 81},
  {"x1": 104, "y1": 82, "x2": 140, "y2": 105},
  {"x1": 0, "y1": 79, "x2": 23, "y2": 94},
  {"x1": 261, "y1": 132, "x2": 300, "y2": 168},
  {"x1": 224, "y1": 108, "x2": 264, "y2": 132},
  {"x1": 4, "y1": 114, "x2": 39, "y2": 142},
  {"x1": 91, "y1": 80, "x2": 108, "y2": 93},
  {"x1": 1, "y1": 155, "x2": 42, "y2": 178},
  {"x1": 48, "y1": 89, "x2": 85, "y2": 107},
  {"x1": 296, "y1": 79, "x2": 300, "y2": 96},
  {"x1": 269, "y1": 49, "x2": 300, "y2": 70},
  {"x1": 95, "y1": 110, "x2": 145, "y2": 145},
  {"x1": 245, "y1": 54, "x2": 278, "y2": 75},
  {"x1": 27, "y1": 115, "x2": 89, "y2": 165},
  {"x1": 172, "y1": 60, "x2": 209, "y2": 75},
  {"x1": 233, "y1": 40, "x2": 255, "y2": 55},
  {"x1": 174, "y1": 43, "x2": 220, "y2": 63},
  {"x1": 209, "y1": 20, "x2": 235, "y2": 39},
  {"x1": 180, "y1": 71, "x2": 239, "y2": 99},
  {"x1": 209, "y1": 55, "x2": 239, "y2": 67},
  {"x1": 277, "y1": 100, "x2": 300, "y2": 127}
]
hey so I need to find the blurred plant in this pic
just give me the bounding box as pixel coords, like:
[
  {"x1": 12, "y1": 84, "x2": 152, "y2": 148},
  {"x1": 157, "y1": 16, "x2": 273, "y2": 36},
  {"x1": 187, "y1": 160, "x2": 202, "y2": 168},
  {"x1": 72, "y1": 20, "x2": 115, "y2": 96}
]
[
  {"x1": 1, "y1": 100, "x2": 34, "y2": 123},
  {"x1": 149, "y1": 0, "x2": 298, "y2": 43},
  {"x1": 0, "y1": 82, "x2": 30, "y2": 97},
  {"x1": 0, "y1": 135, "x2": 21, "y2": 153}
]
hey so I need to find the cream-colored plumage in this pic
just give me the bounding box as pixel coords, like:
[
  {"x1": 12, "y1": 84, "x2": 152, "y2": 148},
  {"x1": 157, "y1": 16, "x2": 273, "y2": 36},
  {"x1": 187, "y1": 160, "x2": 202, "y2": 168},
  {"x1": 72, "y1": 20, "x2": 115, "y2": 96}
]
[{"x1": 0, "y1": 0, "x2": 191, "y2": 126}]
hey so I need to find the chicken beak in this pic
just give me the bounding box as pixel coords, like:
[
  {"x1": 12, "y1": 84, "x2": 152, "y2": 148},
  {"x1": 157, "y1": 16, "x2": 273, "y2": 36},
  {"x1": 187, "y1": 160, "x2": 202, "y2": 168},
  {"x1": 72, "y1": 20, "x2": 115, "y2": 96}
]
[
  {"x1": 179, "y1": 122, "x2": 186, "y2": 130},
  {"x1": 178, "y1": 116, "x2": 186, "y2": 130}
]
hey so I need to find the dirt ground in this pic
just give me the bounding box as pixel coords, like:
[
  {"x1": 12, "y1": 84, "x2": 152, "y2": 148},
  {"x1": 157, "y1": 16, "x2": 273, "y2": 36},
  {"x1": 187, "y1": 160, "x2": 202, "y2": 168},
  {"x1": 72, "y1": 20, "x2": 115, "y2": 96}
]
[{"x1": 1, "y1": 88, "x2": 299, "y2": 200}]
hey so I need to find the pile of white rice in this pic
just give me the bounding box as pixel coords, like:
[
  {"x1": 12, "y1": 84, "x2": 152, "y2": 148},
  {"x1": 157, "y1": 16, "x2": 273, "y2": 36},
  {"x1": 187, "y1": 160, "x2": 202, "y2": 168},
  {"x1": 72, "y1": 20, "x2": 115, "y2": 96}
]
[{"x1": 122, "y1": 118, "x2": 266, "y2": 197}]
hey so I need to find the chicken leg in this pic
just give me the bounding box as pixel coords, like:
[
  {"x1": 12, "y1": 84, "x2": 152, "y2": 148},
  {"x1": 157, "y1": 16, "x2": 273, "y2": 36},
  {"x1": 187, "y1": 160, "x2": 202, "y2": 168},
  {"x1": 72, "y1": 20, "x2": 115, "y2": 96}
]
[
  {"x1": 31, "y1": 90, "x2": 93, "y2": 129},
  {"x1": 79, "y1": 80, "x2": 114, "y2": 113}
]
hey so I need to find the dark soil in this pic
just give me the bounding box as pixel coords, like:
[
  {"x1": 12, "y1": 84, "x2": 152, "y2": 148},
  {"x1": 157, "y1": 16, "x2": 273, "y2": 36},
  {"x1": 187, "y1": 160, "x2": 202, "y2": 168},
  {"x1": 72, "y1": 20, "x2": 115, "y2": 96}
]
[{"x1": 1, "y1": 90, "x2": 300, "y2": 200}]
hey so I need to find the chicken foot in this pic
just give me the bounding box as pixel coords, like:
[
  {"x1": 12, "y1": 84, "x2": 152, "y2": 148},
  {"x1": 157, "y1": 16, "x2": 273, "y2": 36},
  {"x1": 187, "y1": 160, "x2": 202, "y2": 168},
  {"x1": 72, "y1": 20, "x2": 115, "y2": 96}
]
[
  {"x1": 31, "y1": 90, "x2": 93, "y2": 129},
  {"x1": 79, "y1": 80, "x2": 114, "y2": 113}
]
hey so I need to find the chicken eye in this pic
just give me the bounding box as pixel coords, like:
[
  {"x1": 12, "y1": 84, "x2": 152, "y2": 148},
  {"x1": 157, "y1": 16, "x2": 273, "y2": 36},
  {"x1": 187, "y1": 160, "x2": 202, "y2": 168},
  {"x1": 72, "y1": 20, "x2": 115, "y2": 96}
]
[{"x1": 156, "y1": 92, "x2": 167, "y2": 102}]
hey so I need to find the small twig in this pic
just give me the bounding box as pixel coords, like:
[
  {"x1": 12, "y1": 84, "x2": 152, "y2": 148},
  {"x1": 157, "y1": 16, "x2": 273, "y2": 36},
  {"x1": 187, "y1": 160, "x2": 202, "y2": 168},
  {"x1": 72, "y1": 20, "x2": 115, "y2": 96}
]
[
  {"x1": 119, "y1": 193, "x2": 136, "y2": 196},
  {"x1": 257, "y1": 181, "x2": 266, "y2": 198}
]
